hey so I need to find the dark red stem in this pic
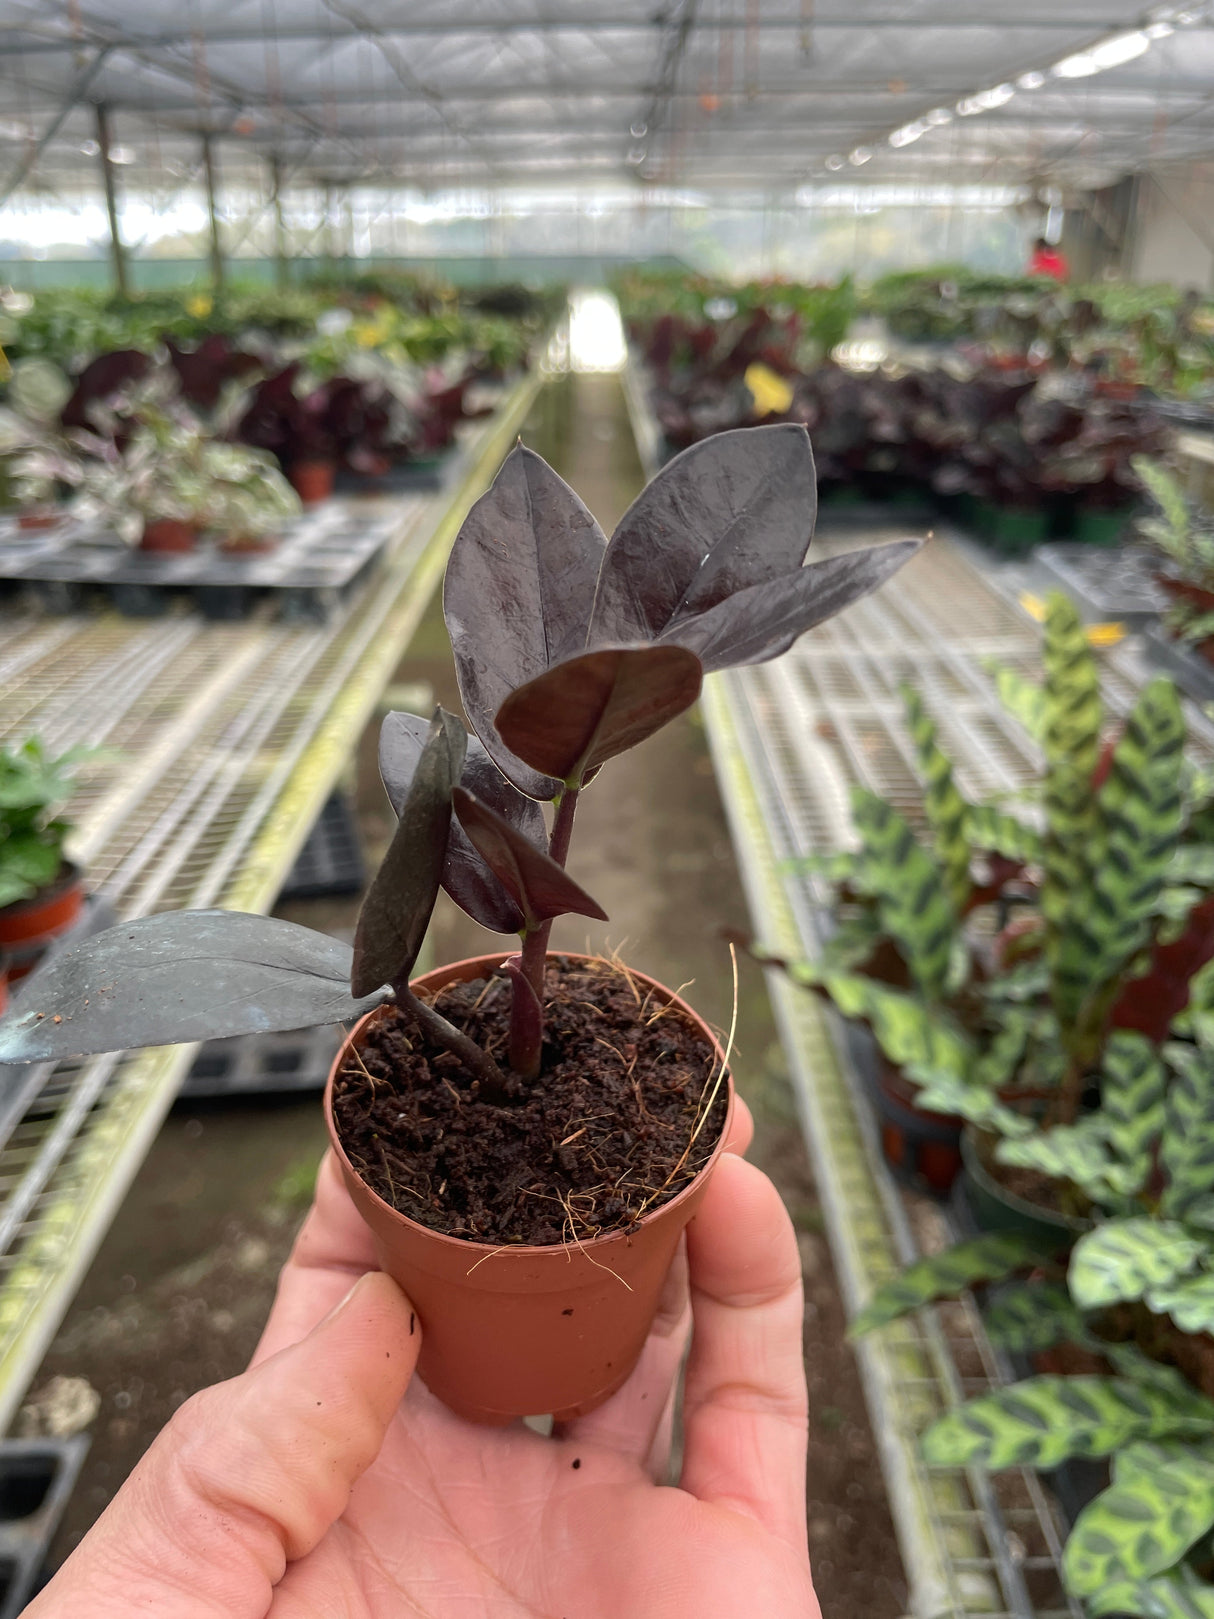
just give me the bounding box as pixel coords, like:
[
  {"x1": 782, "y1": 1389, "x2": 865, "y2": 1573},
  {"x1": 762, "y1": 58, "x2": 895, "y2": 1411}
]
[
  {"x1": 395, "y1": 982, "x2": 508, "y2": 1101},
  {"x1": 509, "y1": 783, "x2": 581, "y2": 1076}
]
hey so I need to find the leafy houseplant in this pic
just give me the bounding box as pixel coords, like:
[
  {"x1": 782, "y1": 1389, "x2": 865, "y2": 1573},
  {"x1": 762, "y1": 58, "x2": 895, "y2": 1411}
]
[
  {"x1": 759, "y1": 595, "x2": 1214, "y2": 1222},
  {"x1": 0, "y1": 738, "x2": 95, "y2": 981},
  {"x1": 1134, "y1": 456, "x2": 1214, "y2": 664},
  {"x1": 0, "y1": 423, "x2": 916, "y2": 1421}
]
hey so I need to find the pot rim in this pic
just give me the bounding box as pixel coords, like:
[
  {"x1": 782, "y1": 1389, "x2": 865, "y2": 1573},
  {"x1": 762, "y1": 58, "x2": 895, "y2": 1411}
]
[
  {"x1": 961, "y1": 1125, "x2": 1091, "y2": 1234},
  {"x1": 324, "y1": 949, "x2": 735, "y2": 1262},
  {"x1": 0, "y1": 860, "x2": 83, "y2": 921}
]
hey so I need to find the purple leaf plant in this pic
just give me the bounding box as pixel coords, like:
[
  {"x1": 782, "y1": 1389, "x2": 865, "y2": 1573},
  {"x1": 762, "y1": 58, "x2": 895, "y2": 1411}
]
[{"x1": 0, "y1": 424, "x2": 918, "y2": 1084}]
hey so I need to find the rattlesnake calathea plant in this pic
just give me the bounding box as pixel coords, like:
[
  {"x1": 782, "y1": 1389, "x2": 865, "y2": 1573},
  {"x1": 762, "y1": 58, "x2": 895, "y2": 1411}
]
[
  {"x1": 850, "y1": 977, "x2": 1214, "y2": 1619},
  {"x1": 754, "y1": 593, "x2": 1214, "y2": 1144},
  {"x1": 0, "y1": 424, "x2": 916, "y2": 1095}
]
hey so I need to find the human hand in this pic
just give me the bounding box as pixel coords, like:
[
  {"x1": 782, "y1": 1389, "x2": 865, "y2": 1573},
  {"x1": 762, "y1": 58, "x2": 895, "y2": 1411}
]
[{"x1": 30, "y1": 1100, "x2": 817, "y2": 1618}]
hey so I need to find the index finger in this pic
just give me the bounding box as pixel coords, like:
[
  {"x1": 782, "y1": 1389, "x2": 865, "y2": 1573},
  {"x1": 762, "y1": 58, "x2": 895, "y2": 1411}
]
[
  {"x1": 251, "y1": 1151, "x2": 379, "y2": 1365},
  {"x1": 679, "y1": 1152, "x2": 808, "y2": 1554}
]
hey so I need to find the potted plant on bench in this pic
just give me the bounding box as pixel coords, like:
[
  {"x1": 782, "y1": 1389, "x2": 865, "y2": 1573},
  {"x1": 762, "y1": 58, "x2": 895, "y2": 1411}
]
[{"x1": 0, "y1": 423, "x2": 916, "y2": 1422}]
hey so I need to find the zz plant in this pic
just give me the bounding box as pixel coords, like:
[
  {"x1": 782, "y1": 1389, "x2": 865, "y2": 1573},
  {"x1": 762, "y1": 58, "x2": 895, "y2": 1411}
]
[{"x1": 0, "y1": 425, "x2": 916, "y2": 1096}]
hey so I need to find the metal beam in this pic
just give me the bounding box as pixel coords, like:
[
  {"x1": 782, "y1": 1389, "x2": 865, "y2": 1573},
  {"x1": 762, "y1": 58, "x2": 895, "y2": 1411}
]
[
  {"x1": 0, "y1": 43, "x2": 111, "y2": 206},
  {"x1": 201, "y1": 132, "x2": 224, "y2": 290},
  {"x1": 270, "y1": 154, "x2": 288, "y2": 290},
  {"x1": 95, "y1": 103, "x2": 128, "y2": 297},
  {"x1": 0, "y1": 14, "x2": 1197, "y2": 53}
]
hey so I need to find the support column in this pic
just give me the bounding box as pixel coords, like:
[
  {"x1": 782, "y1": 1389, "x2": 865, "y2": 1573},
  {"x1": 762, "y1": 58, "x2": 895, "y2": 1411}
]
[
  {"x1": 95, "y1": 104, "x2": 128, "y2": 297},
  {"x1": 201, "y1": 133, "x2": 224, "y2": 290},
  {"x1": 270, "y1": 155, "x2": 289, "y2": 289}
]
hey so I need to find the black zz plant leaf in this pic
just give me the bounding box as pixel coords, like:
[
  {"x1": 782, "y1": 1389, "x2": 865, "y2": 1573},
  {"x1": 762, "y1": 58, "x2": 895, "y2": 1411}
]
[
  {"x1": 443, "y1": 443, "x2": 608, "y2": 801},
  {"x1": 452, "y1": 787, "x2": 608, "y2": 929},
  {"x1": 352, "y1": 708, "x2": 466, "y2": 998},
  {"x1": 587, "y1": 423, "x2": 921, "y2": 673},
  {"x1": 494, "y1": 645, "x2": 704, "y2": 785},
  {"x1": 0, "y1": 911, "x2": 386, "y2": 1064},
  {"x1": 379, "y1": 709, "x2": 545, "y2": 935}
]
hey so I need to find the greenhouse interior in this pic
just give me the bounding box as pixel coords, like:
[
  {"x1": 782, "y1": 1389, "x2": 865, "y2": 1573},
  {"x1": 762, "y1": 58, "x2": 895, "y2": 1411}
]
[{"x1": 12, "y1": 3, "x2": 1214, "y2": 1617}]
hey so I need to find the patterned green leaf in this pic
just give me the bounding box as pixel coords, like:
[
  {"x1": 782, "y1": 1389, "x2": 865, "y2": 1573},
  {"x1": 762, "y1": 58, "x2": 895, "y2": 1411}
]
[
  {"x1": 1089, "y1": 1568, "x2": 1214, "y2": 1619},
  {"x1": 815, "y1": 970, "x2": 972, "y2": 1077},
  {"x1": 1041, "y1": 594, "x2": 1103, "y2": 949},
  {"x1": 1066, "y1": 1441, "x2": 1214, "y2": 1597},
  {"x1": 900, "y1": 684, "x2": 971, "y2": 911},
  {"x1": 997, "y1": 1120, "x2": 1125, "y2": 1205},
  {"x1": 1054, "y1": 679, "x2": 1185, "y2": 1028},
  {"x1": 986, "y1": 659, "x2": 1048, "y2": 744},
  {"x1": 909, "y1": 1068, "x2": 1034, "y2": 1138},
  {"x1": 1104, "y1": 1345, "x2": 1214, "y2": 1408},
  {"x1": 965, "y1": 803, "x2": 1044, "y2": 865},
  {"x1": 1162, "y1": 1042, "x2": 1214, "y2": 1220},
  {"x1": 1069, "y1": 1220, "x2": 1204, "y2": 1312},
  {"x1": 1167, "y1": 846, "x2": 1214, "y2": 888},
  {"x1": 848, "y1": 788, "x2": 957, "y2": 1000},
  {"x1": 983, "y1": 1279, "x2": 1091, "y2": 1354},
  {"x1": 1101, "y1": 1032, "x2": 1168, "y2": 1197},
  {"x1": 921, "y1": 1376, "x2": 1214, "y2": 1471},
  {"x1": 850, "y1": 1233, "x2": 1053, "y2": 1337},
  {"x1": 982, "y1": 959, "x2": 1050, "y2": 1003},
  {"x1": 1146, "y1": 1272, "x2": 1214, "y2": 1335}
]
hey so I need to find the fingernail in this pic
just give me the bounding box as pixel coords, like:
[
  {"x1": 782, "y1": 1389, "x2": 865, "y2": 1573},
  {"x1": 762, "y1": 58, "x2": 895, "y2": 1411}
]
[{"x1": 318, "y1": 1272, "x2": 373, "y2": 1328}]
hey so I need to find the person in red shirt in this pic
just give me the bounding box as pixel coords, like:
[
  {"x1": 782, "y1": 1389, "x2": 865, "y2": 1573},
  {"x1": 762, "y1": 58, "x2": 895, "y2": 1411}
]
[{"x1": 1029, "y1": 236, "x2": 1070, "y2": 281}]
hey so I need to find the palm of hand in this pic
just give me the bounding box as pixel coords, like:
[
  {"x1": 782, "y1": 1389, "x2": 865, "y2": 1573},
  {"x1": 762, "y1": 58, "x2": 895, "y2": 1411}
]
[{"x1": 275, "y1": 1391, "x2": 809, "y2": 1616}]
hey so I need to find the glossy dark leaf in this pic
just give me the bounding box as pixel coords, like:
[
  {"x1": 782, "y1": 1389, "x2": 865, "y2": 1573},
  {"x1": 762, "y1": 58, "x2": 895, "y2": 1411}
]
[
  {"x1": 588, "y1": 424, "x2": 817, "y2": 644},
  {"x1": 444, "y1": 444, "x2": 609, "y2": 800},
  {"x1": 352, "y1": 710, "x2": 465, "y2": 996},
  {"x1": 659, "y1": 540, "x2": 921, "y2": 672},
  {"x1": 453, "y1": 787, "x2": 607, "y2": 929},
  {"x1": 0, "y1": 911, "x2": 385, "y2": 1063},
  {"x1": 378, "y1": 709, "x2": 544, "y2": 934},
  {"x1": 494, "y1": 645, "x2": 703, "y2": 785}
]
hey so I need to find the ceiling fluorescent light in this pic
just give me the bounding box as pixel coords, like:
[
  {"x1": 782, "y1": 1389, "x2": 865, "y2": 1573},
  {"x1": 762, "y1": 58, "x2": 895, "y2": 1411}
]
[
  {"x1": 849, "y1": 147, "x2": 872, "y2": 165},
  {"x1": 1144, "y1": 20, "x2": 1174, "y2": 35},
  {"x1": 1090, "y1": 30, "x2": 1151, "y2": 67},
  {"x1": 1052, "y1": 51, "x2": 1100, "y2": 77},
  {"x1": 925, "y1": 107, "x2": 953, "y2": 125},
  {"x1": 889, "y1": 121, "x2": 926, "y2": 147},
  {"x1": 825, "y1": 154, "x2": 845, "y2": 170},
  {"x1": 1017, "y1": 70, "x2": 1046, "y2": 89}
]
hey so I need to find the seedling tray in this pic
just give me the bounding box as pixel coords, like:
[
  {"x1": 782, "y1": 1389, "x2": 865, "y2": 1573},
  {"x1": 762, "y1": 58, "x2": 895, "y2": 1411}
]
[
  {"x1": 0, "y1": 506, "x2": 400, "y2": 623},
  {"x1": 0, "y1": 1436, "x2": 89, "y2": 1618},
  {"x1": 179, "y1": 1023, "x2": 344, "y2": 1100},
  {"x1": 278, "y1": 791, "x2": 365, "y2": 901},
  {"x1": 1035, "y1": 542, "x2": 1169, "y2": 624}
]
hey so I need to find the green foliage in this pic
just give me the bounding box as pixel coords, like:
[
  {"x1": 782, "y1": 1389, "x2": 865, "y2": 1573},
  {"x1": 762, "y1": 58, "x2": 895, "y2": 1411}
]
[
  {"x1": 789, "y1": 964, "x2": 971, "y2": 1078},
  {"x1": 1041, "y1": 593, "x2": 1104, "y2": 972},
  {"x1": 846, "y1": 788, "x2": 957, "y2": 1000},
  {"x1": 1069, "y1": 1220, "x2": 1205, "y2": 1312},
  {"x1": 964, "y1": 804, "x2": 1044, "y2": 864},
  {"x1": 982, "y1": 1280, "x2": 1090, "y2": 1354},
  {"x1": 1161, "y1": 1041, "x2": 1214, "y2": 1221},
  {"x1": 1066, "y1": 1441, "x2": 1214, "y2": 1598},
  {"x1": 921, "y1": 1377, "x2": 1214, "y2": 1471},
  {"x1": 900, "y1": 684, "x2": 970, "y2": 911},
  {"x1": 986, "y1": 660, "x2": 1049, "y2": 744},
  {"x1": 0, "y1": 737, "x2": 96, "y2": 909},
  {"x1": 849, "y1": 1233, "x2": 1052, "y2": 1337},
  {"x1": 1053, "y1": 679, "x2": 1185, "y2": 1029}
]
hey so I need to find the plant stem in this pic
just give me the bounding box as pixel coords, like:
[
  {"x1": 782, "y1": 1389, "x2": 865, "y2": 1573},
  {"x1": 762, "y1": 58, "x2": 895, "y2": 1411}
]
[
  {"x1": 509, "y1": 783, "x2": 582, "y2": 1075},
  {"x1": 395, "y1": 982, "x2": 509, "y2": 1102}
]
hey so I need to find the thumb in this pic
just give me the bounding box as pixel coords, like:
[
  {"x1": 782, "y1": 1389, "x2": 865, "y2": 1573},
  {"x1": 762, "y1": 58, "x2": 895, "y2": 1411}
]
[{"x1": 29, "y1": 1271, "x2": 418, "y2": 1619}]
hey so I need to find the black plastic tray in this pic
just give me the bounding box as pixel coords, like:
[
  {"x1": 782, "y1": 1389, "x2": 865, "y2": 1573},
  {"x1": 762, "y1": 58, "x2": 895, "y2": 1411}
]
[
  {"x1": 279, "y1": 792, "x2": 365, "y2": 901},
  {"x1": 0, "y1": 1436, "x2": 89, "y2": 1617},
  {"x1": 179, "y1": 1023, "x2": 344, "y2": 1101},
  {"x1": 1035, "y1": 543, "x2": 1169, "y2": 625}
]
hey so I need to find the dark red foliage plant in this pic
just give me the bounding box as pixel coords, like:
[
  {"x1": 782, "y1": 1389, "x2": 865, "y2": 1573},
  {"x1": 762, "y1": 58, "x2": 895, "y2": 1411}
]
[{"x1": 0, "y1": 425, "x2": 918, "y2": 1084}]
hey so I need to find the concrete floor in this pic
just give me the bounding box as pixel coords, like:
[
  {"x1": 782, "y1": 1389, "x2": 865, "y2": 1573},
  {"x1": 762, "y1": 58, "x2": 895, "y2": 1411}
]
[{"x1": 32, "y1": 372, "x2": 907, "y2": 1615}]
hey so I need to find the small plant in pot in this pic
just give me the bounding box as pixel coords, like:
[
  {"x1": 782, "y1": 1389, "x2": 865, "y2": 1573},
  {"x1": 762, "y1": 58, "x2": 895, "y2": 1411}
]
[
  {"x1": 0, "y1": 424, "x2": 916, "y2": 1421},
  {"x1": 0, "y1": 357, "x2": 77, "y2": 526},
  {"x1": 0, "y1": 738, "x2": 96, "y2": 983},
  {"x1": 1134, "y1": 455, "x2": 1214, "y2": 664}
]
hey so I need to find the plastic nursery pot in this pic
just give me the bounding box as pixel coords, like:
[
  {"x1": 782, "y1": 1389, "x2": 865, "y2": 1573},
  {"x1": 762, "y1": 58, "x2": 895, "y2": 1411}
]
[
  {"x1": 865, "y1": 1056, "x2": 964, "y2": 1196},
  {"x1": 0, "y1": 863, "x2": 85, "y2": 982},
  {"x1": 217, "y1": 532, "x2": 279, "y2": 556},
  {"x1": 324, "y1": 951, "x2": 735, "y2": 1426},
  {"x1": 0, "y1": 966, "x2": 7, "y2": 1019},
  {"x1": 17, "y1": 507, "x2": 59, "y2": 531},
  {"x1": 140, "y1": 518, "x2": 199, "y2": 553},
  {"x1": 959, "y1": 1128, "x2": 1089, "y2": 1247},
  {"x1": 1072, "y1": 507, "x2": 1130, "y2": 548},
  {"x1": 288, "y1": 460, "x2": 336, "y2": 505}
]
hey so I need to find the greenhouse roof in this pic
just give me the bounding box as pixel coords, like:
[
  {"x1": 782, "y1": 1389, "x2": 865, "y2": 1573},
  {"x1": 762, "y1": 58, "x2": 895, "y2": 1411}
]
[{"x1": 2, "y1": 1, "x2": 1213, "y2": 200}]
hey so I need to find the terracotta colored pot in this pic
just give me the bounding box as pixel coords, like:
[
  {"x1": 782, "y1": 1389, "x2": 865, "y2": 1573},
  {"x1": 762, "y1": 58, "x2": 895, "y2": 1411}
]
[
  {"x1": 0, "y1": 863, "x2": 85, "y2": 982},
  {"x1": 869, "y1": 1056, "x2": 964, "y2": 1195},
  {"x1": 140, "y1": 518, "x2": 198, "y2": 553},
  {"x1": 0, "y1": 968, "x2": 8, "y2": 1019},
  {"x1": 218, "y1": 533, "x2": 278, "y2": 556},
  {"x1": 17, "y1": 508, "x2": 59, "y2": 531},
  {"x1": 288, "y1": 460, "x2": 336, "y2": 504},
  {"x1": 325, "y1": 951, "x2": 735, "y2": 1425}
]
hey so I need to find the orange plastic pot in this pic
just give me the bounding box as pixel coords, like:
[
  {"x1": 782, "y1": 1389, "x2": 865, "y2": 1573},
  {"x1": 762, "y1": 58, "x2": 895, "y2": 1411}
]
[
  {"x1": 288, "y1": 460, "x2": 336, "y2": 504},
  {"x1": 0, "y1": 967, "x2": 8, "y2": 1019},
  {"x1": 0, "y1": 864, "x2": 85, "y2": 981},
  {"x1": 140, "y1": 518, "x2": 199, "y2": 553},
  {"x1": 325, "y1": 951, "x2": 734, "y2": 1425}
]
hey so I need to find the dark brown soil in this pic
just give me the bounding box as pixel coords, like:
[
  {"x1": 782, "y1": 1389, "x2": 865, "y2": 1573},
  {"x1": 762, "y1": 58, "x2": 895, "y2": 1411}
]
[{"x1": 332, "y1": 956, "x2": 729, "y2": 1245}]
